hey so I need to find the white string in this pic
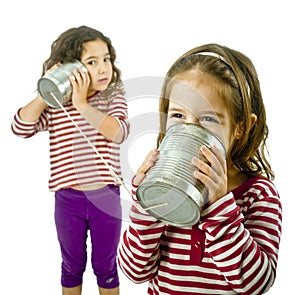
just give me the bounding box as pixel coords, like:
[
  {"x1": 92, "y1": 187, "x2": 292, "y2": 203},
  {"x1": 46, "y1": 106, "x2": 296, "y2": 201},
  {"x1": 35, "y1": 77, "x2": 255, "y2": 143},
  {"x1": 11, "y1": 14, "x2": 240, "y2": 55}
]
[
  {"x1": 49, "y1": 93, "x2": 171, "y2": 212},
  {"x1": 49, "y1": 92, "x2": 133, "y2": 198},
  {"x1": 142, "y1": 202, "x2": 168, "y2": 210}
]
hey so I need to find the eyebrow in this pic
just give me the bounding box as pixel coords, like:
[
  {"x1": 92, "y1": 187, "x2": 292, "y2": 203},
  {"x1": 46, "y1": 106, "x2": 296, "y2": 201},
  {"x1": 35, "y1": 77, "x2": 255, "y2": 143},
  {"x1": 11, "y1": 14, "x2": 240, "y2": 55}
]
[
  {"x1": 82, "y1": 53, "x2": 110, "y2": 62},
  {"x1": 199, "y1": 110, "x2": 225, "y2": 118},
  {"x1": 168, "y1": 107, "x2": 185, "y2": 113},
  {"x1": 168, "y1": 107, "x2": 225, "y2": 118}
]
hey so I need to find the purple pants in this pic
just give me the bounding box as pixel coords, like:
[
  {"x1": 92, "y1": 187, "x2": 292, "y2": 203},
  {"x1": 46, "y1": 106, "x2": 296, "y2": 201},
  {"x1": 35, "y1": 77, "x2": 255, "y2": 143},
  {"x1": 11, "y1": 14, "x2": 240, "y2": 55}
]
[{"x1": 54, "y1": 185, "x2": 121, "y2": 288}]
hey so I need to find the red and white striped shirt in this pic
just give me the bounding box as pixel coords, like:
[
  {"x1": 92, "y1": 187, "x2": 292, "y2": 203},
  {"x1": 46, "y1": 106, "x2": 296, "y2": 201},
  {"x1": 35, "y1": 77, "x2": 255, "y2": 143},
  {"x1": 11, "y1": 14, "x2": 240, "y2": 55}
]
[
  {"x1": 118, "y1": 176, "x2": 282, "y2": 295},
  {"x1": 11, "y1": 85, "x2": 129, "y2": 191}
]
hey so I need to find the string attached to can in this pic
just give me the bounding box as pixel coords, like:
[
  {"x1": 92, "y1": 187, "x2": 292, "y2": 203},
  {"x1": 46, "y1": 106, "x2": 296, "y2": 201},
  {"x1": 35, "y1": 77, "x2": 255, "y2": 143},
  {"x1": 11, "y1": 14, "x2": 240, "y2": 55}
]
[
  {"x1": 49, "y1": 91, "x2": 169, "y2": 211},
  {"x1": 49, "y1": 92, "x2": 132, "y2": 195}
]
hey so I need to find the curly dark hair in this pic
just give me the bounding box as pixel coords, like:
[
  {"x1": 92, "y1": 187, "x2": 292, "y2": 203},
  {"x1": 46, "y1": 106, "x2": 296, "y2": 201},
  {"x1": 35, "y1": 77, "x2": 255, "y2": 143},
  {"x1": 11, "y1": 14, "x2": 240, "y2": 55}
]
[{"x1": 42, "y1": 25, "x2": 121, "y2": 84}]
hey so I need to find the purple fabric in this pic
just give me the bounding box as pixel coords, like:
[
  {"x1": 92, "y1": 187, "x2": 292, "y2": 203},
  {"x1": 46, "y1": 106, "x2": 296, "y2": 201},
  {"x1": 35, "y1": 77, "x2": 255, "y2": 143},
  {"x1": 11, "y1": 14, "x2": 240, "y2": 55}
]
[{"x1": 54, "y1": 185, "x2": 121, "y2": 288}]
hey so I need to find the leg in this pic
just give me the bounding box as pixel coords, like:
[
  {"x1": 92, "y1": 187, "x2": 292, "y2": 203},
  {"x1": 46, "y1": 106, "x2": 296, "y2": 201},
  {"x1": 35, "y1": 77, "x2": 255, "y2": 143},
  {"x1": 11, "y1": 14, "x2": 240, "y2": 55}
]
[
  {"x1": 62, "y1": 285, "x2": 82, "y2": 295},
  {"x1": 87, "y1": 185, "x2": 122, "y2": 293},
  {"x1": 99, "y1": 286, "x2": 119, "y2": 295},
  {"x1": 55, "y1": 189, "x2": 89, "y2": 292}
]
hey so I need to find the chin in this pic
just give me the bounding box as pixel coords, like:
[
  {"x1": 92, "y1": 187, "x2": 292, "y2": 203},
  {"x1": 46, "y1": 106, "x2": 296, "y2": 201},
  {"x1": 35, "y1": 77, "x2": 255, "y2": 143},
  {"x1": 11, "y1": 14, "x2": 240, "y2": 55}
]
[{"x1": 99, "y1": 84, "x2": 110, "y2": 92}]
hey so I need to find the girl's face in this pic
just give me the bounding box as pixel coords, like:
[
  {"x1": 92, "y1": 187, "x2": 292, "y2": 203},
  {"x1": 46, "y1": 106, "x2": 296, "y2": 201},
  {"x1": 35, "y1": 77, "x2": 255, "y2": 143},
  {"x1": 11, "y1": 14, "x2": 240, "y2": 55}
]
[
  {"x1": 166, "y1": 73, "x2": 236, "y2": 152},
  {"x1": 81, "y1": 39, "x2": 113, "y2": 96}
]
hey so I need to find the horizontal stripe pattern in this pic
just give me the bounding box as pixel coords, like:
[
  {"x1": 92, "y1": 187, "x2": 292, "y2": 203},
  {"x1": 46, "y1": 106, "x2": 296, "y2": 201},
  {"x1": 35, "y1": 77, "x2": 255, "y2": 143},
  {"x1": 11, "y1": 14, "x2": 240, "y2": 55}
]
[
  {"x1": 118, "y1": 176, "x2": 282, "y2": 294},
  {"x1": 11, "y1": 86, "x2": 129, "y2": 191}
]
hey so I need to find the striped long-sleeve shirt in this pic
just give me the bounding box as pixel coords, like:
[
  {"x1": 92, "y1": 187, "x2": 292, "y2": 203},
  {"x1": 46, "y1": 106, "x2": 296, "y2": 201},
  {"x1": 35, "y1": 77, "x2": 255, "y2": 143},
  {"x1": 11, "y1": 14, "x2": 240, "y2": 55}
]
[
  {"x1": 118, "y1": 176, "x2": 282, "y2": 295},
  {"x1": 11, "y1": 85, "x2": 129, "y2": 191}
]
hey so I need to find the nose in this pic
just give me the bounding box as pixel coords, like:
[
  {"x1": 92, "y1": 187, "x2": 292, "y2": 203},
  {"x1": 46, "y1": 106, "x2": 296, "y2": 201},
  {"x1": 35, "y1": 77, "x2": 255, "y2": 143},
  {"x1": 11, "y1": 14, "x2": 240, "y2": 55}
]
[
  {"x1": 185, "y1": 113, "x2": 200, "y2": 125},
  {"x1": 97, "y1": 62, "x2": 106, "y2": 74}
]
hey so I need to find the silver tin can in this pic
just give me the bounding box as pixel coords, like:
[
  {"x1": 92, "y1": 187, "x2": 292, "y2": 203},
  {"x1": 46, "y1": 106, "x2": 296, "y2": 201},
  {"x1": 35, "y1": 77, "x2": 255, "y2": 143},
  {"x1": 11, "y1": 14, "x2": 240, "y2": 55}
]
[
  {"x1": 37, "y1": 60, "x2": 86, "y2": 108},
  {"x1": 136, "y1": 123, "x2": 226, "y2": 227}
]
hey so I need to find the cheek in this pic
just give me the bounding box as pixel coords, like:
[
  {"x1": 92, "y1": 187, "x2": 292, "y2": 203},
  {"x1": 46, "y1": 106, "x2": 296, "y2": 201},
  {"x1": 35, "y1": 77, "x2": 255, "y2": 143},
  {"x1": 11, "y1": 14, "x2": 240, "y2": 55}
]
[
  {"x1": 223, "y1": 130, "x2": 236, "y2": 153},
  {"x1": 107, "y1": 64, "x2": 113, "y2": 77},
  {"x1": 207, "y1": 126, "x2": 232, "y2": 152},
  {"x1": 201, "y1": 125, "x2": 225, "y2": 144},
  {"x1": 166, "y1": 118, "x2": 178, "y2": 130},
  {"x1": 86, "y1": 69, "x2": 95, "y2": 80}
]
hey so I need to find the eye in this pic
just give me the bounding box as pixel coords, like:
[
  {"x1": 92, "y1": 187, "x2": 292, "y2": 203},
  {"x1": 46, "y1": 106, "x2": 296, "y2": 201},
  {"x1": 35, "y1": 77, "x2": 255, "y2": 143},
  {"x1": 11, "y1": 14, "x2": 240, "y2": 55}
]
[
  {"x1": 173, "y1": 113, "x2": 184, "y2": 118},
  {"x1": 104, "y1": 57, "x2": 111, "y2": 63},
  {"x1": 199, "y1": 116, "x2": 219, "y2": 123},
  {"x1": 87, "y1": 60, "x2": 96, "y2": 66},
  {"x1": 169, "y1": 112, "x2": 185, "y2": 119}
]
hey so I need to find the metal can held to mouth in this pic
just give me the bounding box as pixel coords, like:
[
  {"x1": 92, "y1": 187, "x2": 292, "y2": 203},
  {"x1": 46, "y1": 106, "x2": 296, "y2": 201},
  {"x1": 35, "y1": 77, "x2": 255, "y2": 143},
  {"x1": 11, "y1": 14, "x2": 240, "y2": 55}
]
[
  {"x1": 136, "y1": 123, "x2": 226, "y2": 227},
  {"x1": 37, "y1": 60, "x2": 86, "y2": 108}
]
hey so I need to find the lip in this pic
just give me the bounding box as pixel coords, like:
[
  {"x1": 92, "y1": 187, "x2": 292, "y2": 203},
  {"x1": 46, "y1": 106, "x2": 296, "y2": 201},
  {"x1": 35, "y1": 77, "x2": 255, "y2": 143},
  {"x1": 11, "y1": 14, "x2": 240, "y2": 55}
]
[{"x1": 98, "y1": 78, "x2": 109, "y2": 84}]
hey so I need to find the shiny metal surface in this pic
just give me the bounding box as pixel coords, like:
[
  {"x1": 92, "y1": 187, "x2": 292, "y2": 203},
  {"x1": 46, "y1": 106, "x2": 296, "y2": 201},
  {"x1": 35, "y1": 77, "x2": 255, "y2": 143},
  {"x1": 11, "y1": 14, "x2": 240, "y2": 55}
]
[
  {"x1": 37, "y1": 60, "x2": 86, "y2": 108},
  {"x1": 136, "y1": 123, "x2": 226, "y2": 227}
]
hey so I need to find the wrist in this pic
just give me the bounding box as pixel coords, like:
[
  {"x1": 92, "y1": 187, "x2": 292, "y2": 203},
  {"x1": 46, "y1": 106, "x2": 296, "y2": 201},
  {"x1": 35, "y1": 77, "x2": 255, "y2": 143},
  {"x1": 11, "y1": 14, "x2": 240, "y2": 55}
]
[
  {"x1": 36, "y1": 94, "x2": 48, "y2": 108},
  {"x1": 74, "y1": 101, "x2": 89, "y2": 113}
]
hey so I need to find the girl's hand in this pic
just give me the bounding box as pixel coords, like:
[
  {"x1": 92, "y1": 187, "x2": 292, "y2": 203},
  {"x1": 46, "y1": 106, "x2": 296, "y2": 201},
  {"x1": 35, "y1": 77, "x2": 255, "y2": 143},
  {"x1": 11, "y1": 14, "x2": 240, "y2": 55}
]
[
  {"x1": 133, "y1": 149, "x2": 159, "y2": 186},
  {"x1": 192, "y1": 145, "x2": 227, "y2": 206},
  {"x1": 69, "y1": 67, "x2": 90, "y2": 111},
  {"x1": 45, "y1": 62, "x2": 61, "y2": 74}
]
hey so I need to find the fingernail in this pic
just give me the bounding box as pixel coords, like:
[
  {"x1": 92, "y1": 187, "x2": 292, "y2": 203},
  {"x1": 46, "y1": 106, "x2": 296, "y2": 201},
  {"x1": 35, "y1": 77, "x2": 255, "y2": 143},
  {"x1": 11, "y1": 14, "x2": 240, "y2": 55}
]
[
  {"x1": 133, "y1": 173, "x2": 144, "y2": 186},
  {"x1": 201, "y1": 145, "x2": 208, "y2": 152},
  {"x1": 191, "y1": 157, "x2": 198, "y2": 165}
]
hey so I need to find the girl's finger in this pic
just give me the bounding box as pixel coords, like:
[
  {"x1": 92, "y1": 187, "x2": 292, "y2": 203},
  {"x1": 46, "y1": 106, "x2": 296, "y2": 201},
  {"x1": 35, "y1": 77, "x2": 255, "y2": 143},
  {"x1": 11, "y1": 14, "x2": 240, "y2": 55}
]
[
  {"x1": 193, "y1": 145, "x2": 228, "y2": 202},
  {"x1": 199, "y1": 145, "x2": 226, "y2": 176},
  {"x1": 134, "y1": 149, "x2": 159, "y2": 186},
  {"x1": 72, "y1": 69, "x2": 82, "y2": 82},
  {"x1": 132, "y1": 173, "x2": 146, "y2": 186},
  {"x1": 137, "y1": 149, "x2": 158, "y2": 174},
  {"x1": 211, "y1": 145, "x2": 226, "y2": 172},
  {"x1": 192, "y1": 156, "x2": 219, "y2": 186},
  {"x1": 45, "y1": 62, "x2": 61, "y2": 74}
]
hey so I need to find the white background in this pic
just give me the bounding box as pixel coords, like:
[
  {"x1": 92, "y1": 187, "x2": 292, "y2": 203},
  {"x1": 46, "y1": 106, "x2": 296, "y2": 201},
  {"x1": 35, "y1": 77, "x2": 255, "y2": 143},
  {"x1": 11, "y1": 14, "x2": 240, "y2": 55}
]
[{"x1": 1, "y1": 0, "x2": 298, "y2": 294}]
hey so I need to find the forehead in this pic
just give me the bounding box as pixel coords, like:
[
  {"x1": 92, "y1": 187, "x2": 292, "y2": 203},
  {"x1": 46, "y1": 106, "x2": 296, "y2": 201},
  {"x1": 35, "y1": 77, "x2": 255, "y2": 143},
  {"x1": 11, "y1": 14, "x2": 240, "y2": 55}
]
[
  {"x1": 81, "y1": 39, "x2": 109, "y2": 57},
  {"x1": 168, "y1": 75, "x2": 227, "y2": 116}
]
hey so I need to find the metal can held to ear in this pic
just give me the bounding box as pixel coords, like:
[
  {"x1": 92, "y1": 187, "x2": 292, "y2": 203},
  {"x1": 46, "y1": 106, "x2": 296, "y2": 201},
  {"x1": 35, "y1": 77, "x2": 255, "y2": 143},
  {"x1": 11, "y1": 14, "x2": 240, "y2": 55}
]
[
  {"x1": 136, "y1": 123, "x2": 226, "y2": 227},
  {"x1": 37, "y1": 60, "x2": 86, "y2": 108}
]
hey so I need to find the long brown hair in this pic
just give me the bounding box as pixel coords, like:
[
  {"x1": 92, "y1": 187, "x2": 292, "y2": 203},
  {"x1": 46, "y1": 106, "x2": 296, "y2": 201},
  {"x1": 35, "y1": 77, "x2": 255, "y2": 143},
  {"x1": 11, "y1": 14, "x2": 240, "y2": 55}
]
[
  {"x1": 157, "y1": 43, "x2": 274, "y2": 180},
  {"x1": 42, "y1": 25, "x2": 122, "y2": 84}
]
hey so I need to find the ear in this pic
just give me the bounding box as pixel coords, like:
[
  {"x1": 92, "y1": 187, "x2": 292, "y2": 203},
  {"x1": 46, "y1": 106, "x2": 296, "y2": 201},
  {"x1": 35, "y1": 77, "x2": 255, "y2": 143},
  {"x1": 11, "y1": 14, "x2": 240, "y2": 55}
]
[
  {"x1": 234, "y1": 123, "x2": 244, "y2": 139},
  {"x1": 250, "y1": 113, "x2": 257, "y2": 128}
]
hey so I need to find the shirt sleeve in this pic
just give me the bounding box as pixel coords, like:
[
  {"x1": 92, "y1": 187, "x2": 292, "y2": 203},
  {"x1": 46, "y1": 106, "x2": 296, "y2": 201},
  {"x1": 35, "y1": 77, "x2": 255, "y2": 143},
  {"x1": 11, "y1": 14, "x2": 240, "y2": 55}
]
[
  {"x1": 199, "y1": 179, "x2": 282, "y2": 294},
  {"x1": 11, "y1": 108, "x2": 49, "y2": 138},
  {"x1": 118, "y1": 185, "x2": 165, "y2": 283},
  {"x1": 107, "y1": 85, "x2": 130, "y2": 143}
]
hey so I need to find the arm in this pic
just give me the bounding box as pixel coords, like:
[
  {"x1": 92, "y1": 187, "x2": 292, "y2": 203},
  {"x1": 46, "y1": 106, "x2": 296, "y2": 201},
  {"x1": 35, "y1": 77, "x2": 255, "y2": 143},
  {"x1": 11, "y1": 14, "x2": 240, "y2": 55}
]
[
  {"x1": 77, "y1": 101, "x2": 128, "y2": 143},
  {"x1": 19, "y1": 94, "x2": 48, "y2": 122},
  {"x1": 118, "y1": 200, "x2": 165, "y2": 283},
  {"x1": 70, "y1": 68, "x2": 129, "y2": 143},
  {"x1": 11, "y1": 94, "x2": 49, "y2": 138},
  {"x1": 118, "y1": 149, "x2": 163, "y2": 283},
  {"x1": 199, "y1": 179, "x2": 282, "y2": 294},
  {"x1": 11, "y1": 63, "x2": 59, "y2": 137},
  {"x1": 193, "y1": 146, "x2": 281, "y2": 293}
]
